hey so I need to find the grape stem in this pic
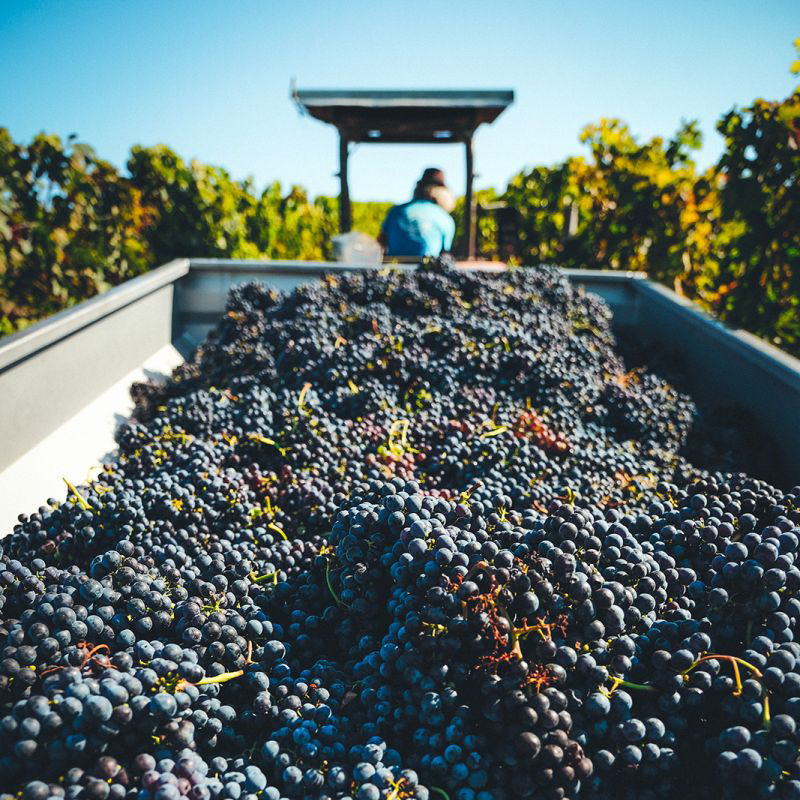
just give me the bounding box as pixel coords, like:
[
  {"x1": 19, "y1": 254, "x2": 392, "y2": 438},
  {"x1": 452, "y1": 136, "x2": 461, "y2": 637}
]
[
  {"x1": 297, "y1": 382, "x2": 312, "y2": 413},
  {"x1": 268, "y1": 523, "x2": 288, "y2": 541},
  {"x1": 63, "y1": 478, "x2": 91, "y2": 510},
  {"x1": 683, "y1": 654, "x2": 762, "y2": 680},
  {"x1": 325, "y1": 558, "x2": 348, "y2": 607},
  {"x1": 194, "y1": 669, "x2": 244, "y2": 686},
  {"x1": 610, "y1": 676, "x2": 657, "y2": 693},
  {"x1": 480, "y1": 425, "x2": 508, "y2": 439},
  {"x1": 250, "y1": 571, "x2": 278, "y2": 585},
  {"x1": 178, "y1": 668, "x2": 245, "y2": 691},
  {"x1": 683, "y1": 653, "x2": 771, "y2": 727}
]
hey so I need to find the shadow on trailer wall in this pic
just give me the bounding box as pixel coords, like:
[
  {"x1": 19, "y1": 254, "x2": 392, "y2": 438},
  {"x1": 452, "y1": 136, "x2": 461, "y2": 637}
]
[{"x1": 0, "y1": 259, "x2": 798, "y2": 530}]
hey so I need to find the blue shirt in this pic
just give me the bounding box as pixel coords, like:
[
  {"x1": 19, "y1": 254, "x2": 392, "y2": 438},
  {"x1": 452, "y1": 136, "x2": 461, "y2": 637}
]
[{"x1": 381, "y1": 199, "x2": 455, "y2": 258}]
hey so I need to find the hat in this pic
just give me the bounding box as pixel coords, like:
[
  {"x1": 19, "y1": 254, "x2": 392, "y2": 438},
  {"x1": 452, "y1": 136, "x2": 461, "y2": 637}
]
[{"x1": 419, "y1": 168, "x2": 446, "y2": 187}]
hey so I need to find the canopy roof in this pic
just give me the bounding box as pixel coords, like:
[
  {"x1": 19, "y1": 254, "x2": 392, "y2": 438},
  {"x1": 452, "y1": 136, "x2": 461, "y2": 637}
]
[{"x1": 293, "y1": 88, "x2": 514, "y2": 143}]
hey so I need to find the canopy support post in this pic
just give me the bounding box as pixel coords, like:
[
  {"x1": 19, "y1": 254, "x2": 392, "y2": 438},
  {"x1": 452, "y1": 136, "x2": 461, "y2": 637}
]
[
  {"x1": 338, "y1": 134, "x2": 352, "y2": 233},
  {"x1": 464, "y1": 135, "x2": 475, "y2": 260}
]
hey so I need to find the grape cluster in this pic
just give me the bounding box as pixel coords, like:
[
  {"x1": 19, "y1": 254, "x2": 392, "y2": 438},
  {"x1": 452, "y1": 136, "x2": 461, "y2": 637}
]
[{"x1": 2, "y1": 260, "x2": 798, "y2": 800}]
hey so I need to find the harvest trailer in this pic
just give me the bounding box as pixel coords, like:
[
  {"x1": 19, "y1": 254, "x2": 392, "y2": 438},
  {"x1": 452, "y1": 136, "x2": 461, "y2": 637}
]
[{"x1": 0, "y1": 259, "x2": 798, "y2": 533}]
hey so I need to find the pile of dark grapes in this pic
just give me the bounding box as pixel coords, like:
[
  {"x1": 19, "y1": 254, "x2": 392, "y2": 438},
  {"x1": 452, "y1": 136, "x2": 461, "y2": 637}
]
[{"x1": 3, "y1": 260, "x2": 799, "y2": 800}]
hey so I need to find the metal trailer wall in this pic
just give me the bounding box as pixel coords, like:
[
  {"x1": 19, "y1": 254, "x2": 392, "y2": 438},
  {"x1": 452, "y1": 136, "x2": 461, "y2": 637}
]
[
  {"x1": 563, "y1": 269, "x2": 800, "y2": 478},
  {"x1": 632, "y1": 280, "x2": 800, "y2": 476},
  {"x1": 0, "y1": 259, "x2": 798, "y2": 531},
  {"x1": 0, "y1": 261, "x2": 188, "y2": 469}
]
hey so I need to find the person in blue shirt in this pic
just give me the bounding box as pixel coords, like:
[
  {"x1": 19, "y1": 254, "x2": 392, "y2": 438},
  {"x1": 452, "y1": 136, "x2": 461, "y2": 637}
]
[{"x1": 379, "y1": 168, "x2": 456, "y2": 258}]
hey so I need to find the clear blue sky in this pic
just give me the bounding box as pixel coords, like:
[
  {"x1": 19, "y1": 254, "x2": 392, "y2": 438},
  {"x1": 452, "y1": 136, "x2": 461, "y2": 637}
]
[{"x1": 1, "y1": 0, "x2": 798, "y2": 203}]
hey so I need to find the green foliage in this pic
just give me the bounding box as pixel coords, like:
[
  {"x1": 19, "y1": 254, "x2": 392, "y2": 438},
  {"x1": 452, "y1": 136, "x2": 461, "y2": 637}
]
[
  {"x1": 126, "y1": 147, "x2": 389, "y2": 263},
  {"x1": 352, "y1": 199, "x2": 392, "y2": 241},
  {"x1": 0, "y1": 130, "x2": 151, "y2": 331},
  {"x1": 452, "y1": 188, "x2": 501, "y2": 260},
  {"x1": 712, "y1": 85, "x2": 800, "y2": 352},
  {"x1": 126, "y1": 145, "x2": 261, "y2": 261},
  {"x1": 505, "y1": 118, "x2": 718, "y2": 287},
  {"x1": 1, "y1": 44, "x2": 798, "y2": 355},
  {"x1": 0, "y1": 136, "x2": 389, "y2": 333},
  {"x1": 502, "y1": 47, "x2": 800, "y2": 356}
]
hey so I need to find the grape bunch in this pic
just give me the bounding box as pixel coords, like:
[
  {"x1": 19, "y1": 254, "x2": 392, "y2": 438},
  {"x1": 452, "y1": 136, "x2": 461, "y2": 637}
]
[{"x1": 2, "y1": 259, "x2": 798, "y2": 800}]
